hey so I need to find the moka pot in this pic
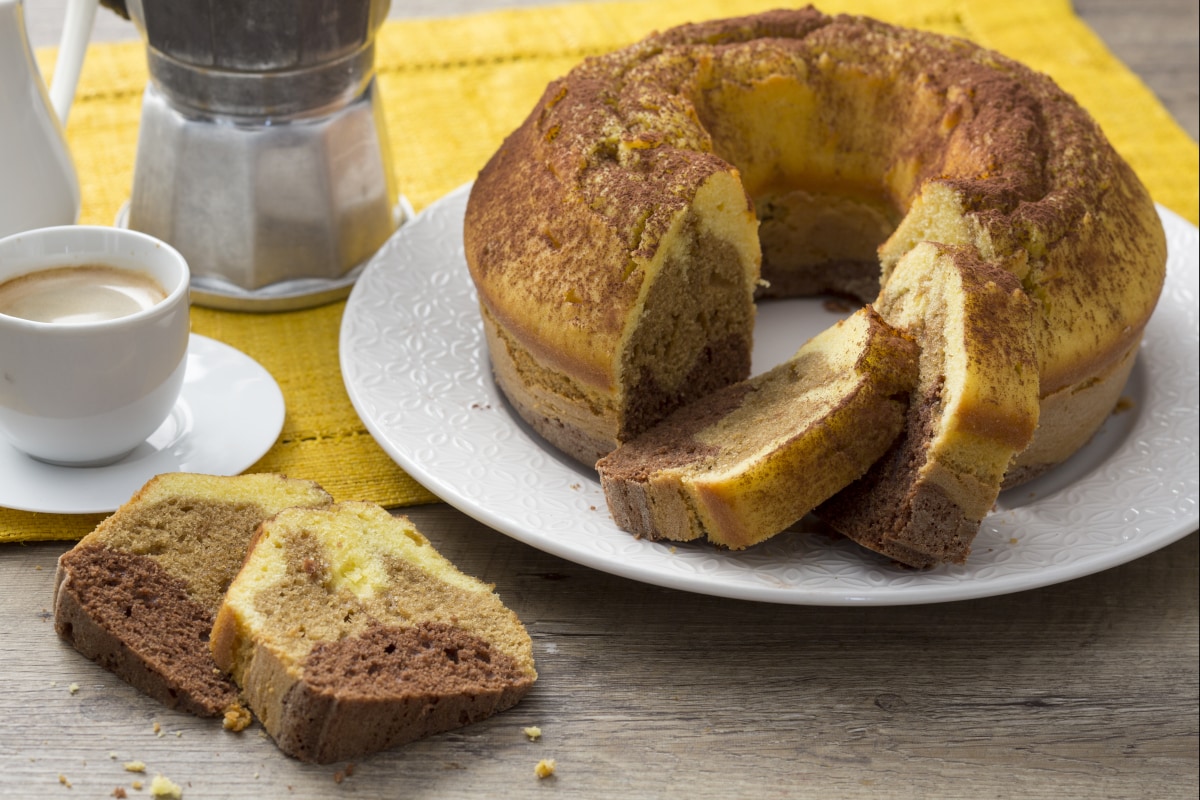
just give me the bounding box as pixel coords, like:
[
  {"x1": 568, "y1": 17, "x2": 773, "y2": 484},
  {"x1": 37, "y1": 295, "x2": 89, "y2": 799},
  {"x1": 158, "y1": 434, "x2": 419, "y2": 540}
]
[{"x1": 123, "y1": 0, "x2": 401, "y2": 310}]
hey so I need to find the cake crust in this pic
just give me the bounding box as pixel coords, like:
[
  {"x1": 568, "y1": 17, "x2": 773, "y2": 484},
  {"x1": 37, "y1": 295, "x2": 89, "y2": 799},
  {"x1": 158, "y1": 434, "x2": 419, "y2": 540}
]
[
  {"x1": 54, "y1": 545, "x2": 240, "y2": 717},
  {"x1": 266, "y1": 622, "x2": 534, "y2": 764}
]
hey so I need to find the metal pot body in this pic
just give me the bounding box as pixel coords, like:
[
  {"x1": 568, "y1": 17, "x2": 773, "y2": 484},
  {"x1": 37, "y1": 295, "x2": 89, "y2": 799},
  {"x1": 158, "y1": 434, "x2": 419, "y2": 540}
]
[{"x1": 124, "y1": 0, "x2": 399, "y2": 310}]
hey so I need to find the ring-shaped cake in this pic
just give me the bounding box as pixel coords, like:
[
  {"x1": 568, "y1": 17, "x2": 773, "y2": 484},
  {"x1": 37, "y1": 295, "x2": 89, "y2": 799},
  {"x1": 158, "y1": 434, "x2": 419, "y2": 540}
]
[{"x1": 463, "y1": 7, "x2": 1166, "y2": 565}]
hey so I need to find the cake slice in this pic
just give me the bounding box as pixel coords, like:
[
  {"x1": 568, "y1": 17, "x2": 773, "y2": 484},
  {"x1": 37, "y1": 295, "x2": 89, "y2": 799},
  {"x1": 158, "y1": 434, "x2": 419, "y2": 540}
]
[
  {"x1": 817, "y1": 242, "x2": 1040, "y2": 567},
  {"x1": 596, "y1": 306, "x2": 918, "y2": 549},
  {"x1": 53, "y1": 473, "x2": 333, "y2": 718},
  {"x1": 210, "y1": 502, "x2": 538, "y2": 764}
]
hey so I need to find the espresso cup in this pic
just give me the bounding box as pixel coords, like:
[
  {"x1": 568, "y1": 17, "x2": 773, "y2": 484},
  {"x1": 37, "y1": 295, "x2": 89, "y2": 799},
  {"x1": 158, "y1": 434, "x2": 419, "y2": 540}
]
[{"x1": 0, "y1": 225, "x2": 190, "y2": 466}]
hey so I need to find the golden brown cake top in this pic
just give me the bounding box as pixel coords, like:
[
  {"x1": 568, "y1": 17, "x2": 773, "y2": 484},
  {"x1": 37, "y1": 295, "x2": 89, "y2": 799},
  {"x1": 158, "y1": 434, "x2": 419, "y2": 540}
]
[{"x1": 466, "y1": 6, "x2": 1165, "y2": 395}]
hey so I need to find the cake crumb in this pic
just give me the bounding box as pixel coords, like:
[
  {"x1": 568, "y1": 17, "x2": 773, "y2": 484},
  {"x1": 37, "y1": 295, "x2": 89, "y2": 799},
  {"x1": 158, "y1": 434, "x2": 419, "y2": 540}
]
[
  {"x1": 109, "y1": 752, "x2": 119, "y2": 760},
  {"x1": 523, "y1": 726, "x2": 542, "y2": 741},
  {"x1": 112, "y1": 789, "x2": 128, "y2": 799},
  {"x1": 534, "y1": 759, "x2": 556, "y2": 779},
  {"x1": 149, "y1": 774, "x2": 183, "y2": 799},
  {"x1": 131, "y1": 781, "x2": 144, "y2": 791},
  {"x1": 68, "y1": 683, "x2": 80, "y2": 694},
  {"x1": 58, "y1": 774, "x2": 72, "y2": 788},
  {"x1": 124, "y1": 761, "x2": 146, "y2": 773},
  {"x1": 152, "y1": 721, "x2": 162, "y2": 737},
  {"x1": 223, "y1": 705, "x2": 252, "y2": 732}
]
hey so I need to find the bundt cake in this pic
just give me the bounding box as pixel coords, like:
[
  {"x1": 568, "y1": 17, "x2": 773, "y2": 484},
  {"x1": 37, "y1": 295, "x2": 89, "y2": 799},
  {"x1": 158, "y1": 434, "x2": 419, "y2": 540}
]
[
  {"x1": 53, "y1": 473, "x2": 333, "y2": 718},
  {"x1": 210, "y1": 502, "x2": 538, "y2": 764},
  {"x1": 463, "y1": 7, "x2": 1166, "y2": 565},
  {"x1": 597, "y1": 306, "x2": 918, "y2": 549}
]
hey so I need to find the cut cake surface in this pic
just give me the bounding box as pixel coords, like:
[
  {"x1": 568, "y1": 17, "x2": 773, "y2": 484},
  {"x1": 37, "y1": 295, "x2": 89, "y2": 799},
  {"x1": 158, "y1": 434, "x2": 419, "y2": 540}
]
[{"x1": 211, "y1": 501, "x2": 538, "y2": 764}]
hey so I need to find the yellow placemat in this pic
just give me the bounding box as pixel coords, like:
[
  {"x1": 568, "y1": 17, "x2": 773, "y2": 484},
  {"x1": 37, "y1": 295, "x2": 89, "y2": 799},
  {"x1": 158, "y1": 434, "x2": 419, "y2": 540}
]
[{"x1": 5, "y1": 0, "x2": 1196, "y2": 542}]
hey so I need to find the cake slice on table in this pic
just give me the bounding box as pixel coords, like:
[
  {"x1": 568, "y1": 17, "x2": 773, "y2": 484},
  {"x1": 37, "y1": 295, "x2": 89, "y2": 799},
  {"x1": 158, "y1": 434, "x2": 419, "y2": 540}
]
[
  {"x1": 597, "y1": 306, "x2": 918, "y2": 549},
  {"x1": 211, "y1": 502, "x2": 538, "y2": 764},
  {"x1": 53, "y1": 473, "x2": 334, "y2": 720},
  {"x1": 817, "y1": 243, "x2": 1040, "y2": 567}
]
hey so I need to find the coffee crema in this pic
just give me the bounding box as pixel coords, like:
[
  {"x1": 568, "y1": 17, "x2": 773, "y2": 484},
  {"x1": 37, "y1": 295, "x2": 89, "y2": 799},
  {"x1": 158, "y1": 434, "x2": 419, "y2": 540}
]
[{"x1": 0, "y1": 264, "x2": 167, "y2": 324}]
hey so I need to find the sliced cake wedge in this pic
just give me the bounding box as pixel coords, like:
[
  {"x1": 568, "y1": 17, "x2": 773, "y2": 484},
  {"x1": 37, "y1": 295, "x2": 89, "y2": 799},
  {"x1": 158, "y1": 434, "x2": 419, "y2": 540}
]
[
  {"x1": 817, "y1": 242, "x2": 1040, "y2": 567},
  {"x1": 211, "y1": 502, "x2": 538, "y2": 764},
  {"x1": 53, "y1": 473, "x2": 333, "y2": 718},
  {"x1": 597, "y1": 306, "x2": 918, "y2": 549}
]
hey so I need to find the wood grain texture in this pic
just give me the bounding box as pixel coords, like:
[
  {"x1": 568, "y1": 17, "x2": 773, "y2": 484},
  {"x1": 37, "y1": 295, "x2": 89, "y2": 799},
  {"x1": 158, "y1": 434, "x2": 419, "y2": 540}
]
[
  {"x1": 1074, "y1": 0, "x2": 1198, "y2": 140},
  {"x1": 4, "y1": 2, "x2": 1197, "y2": 798},
  {"x1": 3, "y1": 506, "x2": 1196, "y2": 799}
]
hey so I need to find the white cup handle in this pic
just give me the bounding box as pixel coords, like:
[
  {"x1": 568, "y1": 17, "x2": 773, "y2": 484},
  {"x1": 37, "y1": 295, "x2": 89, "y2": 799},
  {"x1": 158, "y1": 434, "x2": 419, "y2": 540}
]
[{"x1": 48, "y1": 0, "x2": 99, "y2": 128}]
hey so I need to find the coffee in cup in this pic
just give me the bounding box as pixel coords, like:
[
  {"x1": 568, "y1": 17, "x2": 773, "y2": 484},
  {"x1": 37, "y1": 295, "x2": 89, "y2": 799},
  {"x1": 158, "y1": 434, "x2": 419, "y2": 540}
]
[
  {"x1": 0, "y1": 264, "x2": 167, "y2": 324},
  {"x1": 0, "y1": 226, "x2": 191, "y2": 466}
]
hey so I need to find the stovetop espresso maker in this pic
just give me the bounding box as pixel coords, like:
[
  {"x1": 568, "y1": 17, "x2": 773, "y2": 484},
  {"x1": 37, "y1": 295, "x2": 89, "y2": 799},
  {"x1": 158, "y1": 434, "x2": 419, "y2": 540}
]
[{"x1": 121, "y1": 0, "x2": 402, "y2": 310}]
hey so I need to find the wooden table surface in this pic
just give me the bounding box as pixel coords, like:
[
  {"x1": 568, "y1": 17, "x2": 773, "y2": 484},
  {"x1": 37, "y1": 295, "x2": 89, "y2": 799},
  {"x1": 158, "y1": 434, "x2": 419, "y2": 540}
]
[{"x1": 5, "y1": 2, "x2": 1197, "y2": 798}]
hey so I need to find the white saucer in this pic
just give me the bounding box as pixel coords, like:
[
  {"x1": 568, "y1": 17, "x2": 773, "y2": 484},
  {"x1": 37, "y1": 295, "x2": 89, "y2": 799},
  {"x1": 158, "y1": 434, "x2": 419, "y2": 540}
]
[{"x1": 0, "y1": 334, "x2": 285, "y2": 515}]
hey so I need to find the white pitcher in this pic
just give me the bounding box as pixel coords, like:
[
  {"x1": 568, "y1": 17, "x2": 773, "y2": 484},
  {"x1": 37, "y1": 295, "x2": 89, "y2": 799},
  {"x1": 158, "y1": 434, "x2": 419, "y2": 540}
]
[{"x1": 0, "y1": 0, "x2": 98, "y2": 239}]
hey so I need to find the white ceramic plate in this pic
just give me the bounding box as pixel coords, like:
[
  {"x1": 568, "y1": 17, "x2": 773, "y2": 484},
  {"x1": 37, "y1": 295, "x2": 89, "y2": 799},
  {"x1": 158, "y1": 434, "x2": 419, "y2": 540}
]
[
  {"x1": 341, "y1": 183, "x2": 1199, "y2": 605},
  {"x1": 0, "y1": 334, "x2": 285, "y2": 514}
]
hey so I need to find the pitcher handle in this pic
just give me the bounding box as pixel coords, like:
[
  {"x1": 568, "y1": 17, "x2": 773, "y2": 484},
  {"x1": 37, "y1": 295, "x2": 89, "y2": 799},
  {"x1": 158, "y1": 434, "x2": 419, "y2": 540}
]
[{"x1": 48, "y1": 0, "x2": 99, "y2": 128}]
